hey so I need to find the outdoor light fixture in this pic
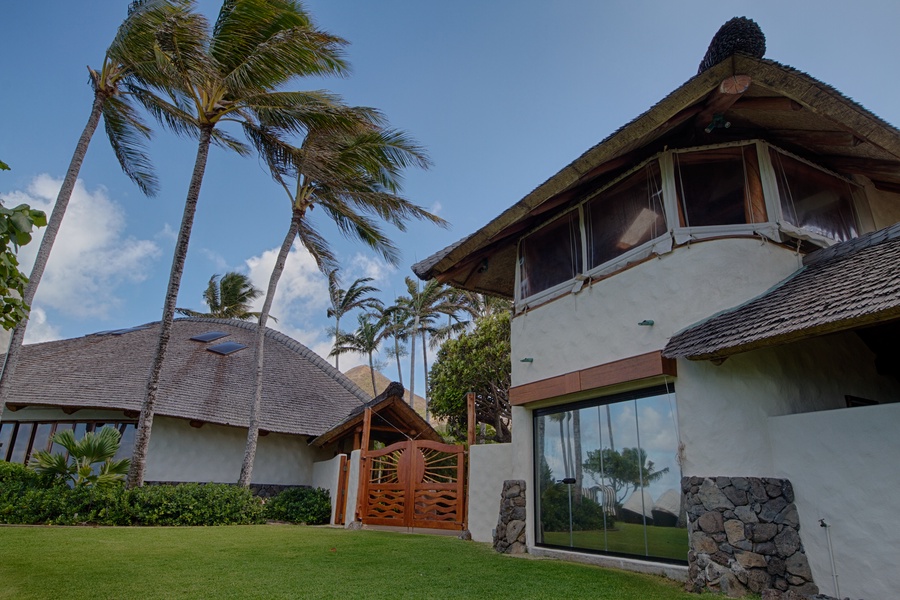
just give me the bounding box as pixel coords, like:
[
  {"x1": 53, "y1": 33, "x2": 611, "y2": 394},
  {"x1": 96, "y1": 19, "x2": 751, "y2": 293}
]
[
  {"x1": 520, "y1": 357, "x2": 534, "y2": 363},
  {"x1": 638, "y1": 320, "x2": 655, "y2": 326}
]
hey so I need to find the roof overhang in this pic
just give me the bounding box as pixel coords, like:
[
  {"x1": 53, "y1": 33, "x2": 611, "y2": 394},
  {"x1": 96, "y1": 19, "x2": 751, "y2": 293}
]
[{"x1": 413, "y1": 55, "x2": 900, "y2": 298}]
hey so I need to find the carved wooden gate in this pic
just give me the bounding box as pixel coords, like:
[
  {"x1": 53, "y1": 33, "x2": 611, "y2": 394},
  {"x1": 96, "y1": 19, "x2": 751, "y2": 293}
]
[{"x1": 359, "y1": 440, "x2": 466, "y2": 530}]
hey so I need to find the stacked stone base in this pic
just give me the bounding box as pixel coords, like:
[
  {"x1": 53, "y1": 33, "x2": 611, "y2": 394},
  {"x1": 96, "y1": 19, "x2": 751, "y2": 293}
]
[
  {"x1": 683, "y1": 476, "x2": 817, "y2": 597},
  {"x1": 493, "y1": 480, "x2": 527, "y2": 554}
]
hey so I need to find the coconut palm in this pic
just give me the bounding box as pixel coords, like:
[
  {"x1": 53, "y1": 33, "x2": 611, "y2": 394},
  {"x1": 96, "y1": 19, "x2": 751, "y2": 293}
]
[
  {"x1": 237, "y1": 111, "x2": 444, "y2": 487},
  {"x1": 398, "y1": 277, "x2": 465, "y2": 420},
  {"x1": 381, "y1": 302, "x2": 410, "y2": 388},
  {"x1": 326, "y1": 269, "x2": 381, "y2": 370},
  {"x1": 331, "y1": 313, "x2": 391, "y2": 395},
  {"x1": 127, "y1": 0, "x2": 353, "y2": 488},
  {"x1": 176, "y1": 271, "x2": 264, "y2": 321},
  {"x1": 0, "y1": 0, "x2": 193, "y2": 425}
]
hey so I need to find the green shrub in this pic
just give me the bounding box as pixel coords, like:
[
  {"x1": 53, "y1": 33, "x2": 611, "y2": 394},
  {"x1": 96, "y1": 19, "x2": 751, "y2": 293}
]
[
  {"x1": 128, "y1": 483, "x2": 264, "y2": 526},
  {"x1": 540, "y1": 483, "x2": 615, "y2": 533},
  {"x1": 264, "y1": 487, "x2": 331, "y2": 524}
]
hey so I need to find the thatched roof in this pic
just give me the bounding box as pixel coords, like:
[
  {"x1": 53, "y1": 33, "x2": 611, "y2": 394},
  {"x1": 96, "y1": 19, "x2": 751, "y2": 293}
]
[
  {"x1": 3, "y1": 318, "x2": 372, "y2": 437},
  {"x1": 343, "y1": 365, "x2": 427, "y2": 416},
  {"x1": 413, "y1": 26, "x2": 900, "y2": 298},
  {"x1": 310, "y1": 381, "x2": 443, "y2": 448},
  {"x1": 663, "y1": 222, "x2": 900, "y2": 360}
]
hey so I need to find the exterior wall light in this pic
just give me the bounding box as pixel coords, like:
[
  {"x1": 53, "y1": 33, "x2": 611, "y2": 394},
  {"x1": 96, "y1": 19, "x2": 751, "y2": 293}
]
[
  {"x1": 638, "y1": 320, "x2": 655, "y2": 326},
  {"x1": 520, "y1": 357, "x2": 534, "y2": 363}
]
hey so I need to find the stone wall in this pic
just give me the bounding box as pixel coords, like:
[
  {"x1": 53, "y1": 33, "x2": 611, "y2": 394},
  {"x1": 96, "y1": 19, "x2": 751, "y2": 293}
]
[
  {"x1": 683, "y1": 476, "x2": 817, "y2": 597},
  {"x1": 493, "y1": 479, "x2": 526, "y2": 554}
]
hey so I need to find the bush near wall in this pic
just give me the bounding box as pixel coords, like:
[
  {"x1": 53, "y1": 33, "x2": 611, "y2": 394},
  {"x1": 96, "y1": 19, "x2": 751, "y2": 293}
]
[
  {"x1": 0, "y1": 462, "x2": 264, "y2": 526},
  {"x1": 262, "y1": 487, "x2": 331, "y2": 524}
]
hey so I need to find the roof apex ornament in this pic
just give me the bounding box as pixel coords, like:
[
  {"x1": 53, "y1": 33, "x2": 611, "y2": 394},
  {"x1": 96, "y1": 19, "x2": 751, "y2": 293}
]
[{"x1": 698, "y1": 16, "x2": 766, "y2": 74}]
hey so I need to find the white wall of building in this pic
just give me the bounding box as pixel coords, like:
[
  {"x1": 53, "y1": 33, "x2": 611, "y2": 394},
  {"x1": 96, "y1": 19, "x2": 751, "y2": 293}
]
[
  {"x1": 467, "y1": 443, "x2": 512, "y2": 542},
  {"x1": 343, "y1": 449, "x2": 361, "y2": 526},
  {"x1": 511, "y1": 238, "x2": 801, "y2": 385},
  {"x1": 768, "y1": 402, "x2": 900, "y2": 600},
  {"x1": 675, "y1": 332, "x2": 900, "y2": 477},
  {"x1": 145, "y1": 416, "x2": 329, "y2": 485},
  {"x1": 312, "y1": 454, "x2": 346, "y2": 525}
]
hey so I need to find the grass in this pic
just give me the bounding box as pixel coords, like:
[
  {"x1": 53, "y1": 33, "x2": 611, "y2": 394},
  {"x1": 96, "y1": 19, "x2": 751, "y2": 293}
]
[
  {"x1": 0, "y1": 525, "x2": 696, "y2": 600},
  {"x1": 542, "y1": 522, "x2": 689, "y2": 561}
]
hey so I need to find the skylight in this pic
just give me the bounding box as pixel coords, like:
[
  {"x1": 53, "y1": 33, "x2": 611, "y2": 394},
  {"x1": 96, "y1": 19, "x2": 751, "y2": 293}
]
[
  {"x1": 190, "y1": 331, "x2": 229, "y2": 343},
  {"x1": 206, "y1": 342, "x2": 248, "y2": 356}
]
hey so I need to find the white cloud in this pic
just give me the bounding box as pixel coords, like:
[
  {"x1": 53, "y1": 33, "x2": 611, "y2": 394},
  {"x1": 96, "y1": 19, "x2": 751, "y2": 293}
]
[
  {"x1": 200, "y1": 248, "x2": 230, "y2": 272},
  {"x1": 429, "y1": 201, "x2": 443, "y2": 216},
  {"x1": 349, "y1": 253, "x2": 394, "y2": 283},
  {"x1": 22, "y1": 307, "x2": 61, "y2": 344},
  {"x1": 5, "y1": 175, "x2": 161, "y2": 319},
  {"x1": 155, "y1": 223, "x2": 177, "y2": 242}
]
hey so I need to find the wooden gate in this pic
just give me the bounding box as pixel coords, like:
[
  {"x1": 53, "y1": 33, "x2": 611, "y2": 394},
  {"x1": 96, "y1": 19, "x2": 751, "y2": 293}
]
[{"x1": 359, "y1": 439, "x2": 466, "y2": 530}]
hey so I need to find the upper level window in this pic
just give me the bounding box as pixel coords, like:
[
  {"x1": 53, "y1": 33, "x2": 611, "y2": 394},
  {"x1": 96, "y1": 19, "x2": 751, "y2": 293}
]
[
  {"x1": 519, "y1": 210, "x2": 583, "y2": 299},
  {"x1": 585, "y1": 162, "x2": 666, "y2": 270},
  {"x1": 769, "y1": 149, "x2": 859, "y2": 243},
  {"x1": 673, "y1": 145, "x2": 766, "y2": 227}
]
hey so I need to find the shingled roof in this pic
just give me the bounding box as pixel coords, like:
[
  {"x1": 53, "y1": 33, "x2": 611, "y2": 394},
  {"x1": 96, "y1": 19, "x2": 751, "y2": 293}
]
[
  {"x1": 663, "y1": 222, "x2": 900, "y2": 360},
  {"x1": 413, "y1": 21, "x2": 900, "y2": 298},
  {"x1": 3, "y1": 317, "x2": 372, "y2": 437}
]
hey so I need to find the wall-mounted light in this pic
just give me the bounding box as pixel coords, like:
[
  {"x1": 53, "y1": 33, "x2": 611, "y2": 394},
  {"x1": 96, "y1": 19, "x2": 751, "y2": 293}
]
[
  {"x1": 476, "y1": 258, "x2": 489, "y2": 273},
  {"x1": 520, "y1": 357, "x2": 534, "y2": 363},
  {"x1": 638, "y1": 320, "x2": 655, "y2": 326}
]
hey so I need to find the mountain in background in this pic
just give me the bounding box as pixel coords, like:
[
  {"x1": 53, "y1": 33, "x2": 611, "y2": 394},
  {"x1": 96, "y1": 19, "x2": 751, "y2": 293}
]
[{"x1": 343, "y1": 365, "x2": 427, "y2": 417}]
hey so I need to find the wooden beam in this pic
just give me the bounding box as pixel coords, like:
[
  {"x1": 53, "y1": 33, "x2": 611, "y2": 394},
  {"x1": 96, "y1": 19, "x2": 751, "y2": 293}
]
[
  {"x1": 509, "y1": 351, "x2": 677, "y2": 406},
  {"x1": 61, "y1": 407, "x2": 78, "y2": 415},
  {"x1": 189, "y1": 420, "x2": 204, "y2": 428},
  {"x1": 731, "y1": 97, "x2": 803, "y2": 112},
  {"x1": 6, "y1": 403, "x2": 24, "y2": 412},
  {"x1": 871, "y1": 179, "x2": 900, "y2": 194},
  {"x1": 123, "y1": 410, "x2": 139, "y2": 419},
  {"x1": 697, "y1": 75, "x2": 752, "y2": 125},
  {"x1": 361, "y1": 407, "x2": 372, "y2": 453},
  {"x1": 771, "y1": 130, "x2": 862, "y2": 147},
  {"x1": 820, "y1": 156, "x2": 900, "y2": 177}
]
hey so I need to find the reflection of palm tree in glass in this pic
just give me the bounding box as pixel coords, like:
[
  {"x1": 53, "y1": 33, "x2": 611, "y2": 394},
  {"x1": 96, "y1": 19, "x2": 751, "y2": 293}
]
[
  {"x1": 583, "y1": 446, "x2": 669, "y2": 506},
  {"x1": 549, "y1": 412, "x2": 570, "y2": 478}
]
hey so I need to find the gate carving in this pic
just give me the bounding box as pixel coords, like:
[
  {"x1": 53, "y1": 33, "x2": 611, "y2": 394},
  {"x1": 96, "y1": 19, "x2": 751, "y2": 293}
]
[{"x1": 359, "y1": 439, "x2": 466, "y2": 530}]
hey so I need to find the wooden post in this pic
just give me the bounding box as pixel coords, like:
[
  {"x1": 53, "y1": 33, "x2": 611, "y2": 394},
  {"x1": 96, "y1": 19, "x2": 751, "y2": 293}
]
[
  {"x1": 355, "y1": 407, "x2": 373, "y2": 524},
  {"x1": 466, "y1": 392, "x2": 476, "y2": 448},
  {"x1": 463, "y1": 392, "x2": 475, "y2": 531}
]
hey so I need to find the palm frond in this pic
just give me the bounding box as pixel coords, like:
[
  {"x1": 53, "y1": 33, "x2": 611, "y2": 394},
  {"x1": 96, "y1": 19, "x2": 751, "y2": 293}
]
[
  {"x1": 296, "y1": 217, "x2": 337, "y2": 274},
  {"x1": 102, "y1": 94, "x2": 159, "y2": 196}
]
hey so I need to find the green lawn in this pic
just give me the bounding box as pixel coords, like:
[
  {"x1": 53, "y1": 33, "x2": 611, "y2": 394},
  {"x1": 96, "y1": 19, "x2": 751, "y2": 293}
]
[
  {"x1": 0, "y1": 525, "x2": 695, "y2": 599},
  {"x1": 542, "y1": 522, "x2": 689, "y2": 561}
]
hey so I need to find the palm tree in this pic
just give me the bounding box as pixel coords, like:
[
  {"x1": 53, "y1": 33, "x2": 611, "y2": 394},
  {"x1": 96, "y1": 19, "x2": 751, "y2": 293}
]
[
  {"x1": 398, "y1": 277, "x2": 464, "y2": 420},
  {"x1": 0, "y1": 0, "x2": 190, "y2": 425},
  {"x1": 331, "y1": 313, "x2": 391, "y2": 394},
  {"x1": 380, "y1": 301, "x2": 410, "y2": 388},
  {"x1": 326, "y1": 269, "x2": 381, "y2": 370},
  {"x1": 176, "y1": 271, "x2": 264, "y2": 321},
  {"x1": 128, "y1": 0, "x2": 353, "y2": 488},
  {"x1": 236, "y1": 109, "x2": 445, "y2": 487},
  {"x1": 29, "y1": 426, "x2": 130, "y2": 488}
]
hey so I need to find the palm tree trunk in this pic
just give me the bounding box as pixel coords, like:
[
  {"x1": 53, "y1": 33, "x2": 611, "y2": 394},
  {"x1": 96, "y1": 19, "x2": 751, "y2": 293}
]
[
  {"x1": 128, "y1": 126, "x2": 212, "y2": 488},
  {"x1": 558, "y1": 417, "x2": 569, "y2": 478},
  {"x1": 239, "y1": 207, "x2": 301, "y2": 487},
  {"x1": 0, "y1": 92, "x2": 105, "y2": 422},
  {"x1": 368, "y1": 351, "x2": 377, "y2": 396},
  {"x1": 392, "y1": 334, "x2": 403, "y2": 388},
  {"x1": 573, "y1": 410, "x2": 583, "y2": 503},
  {"x1": 333, "y1": 314, "x2": 340, "y2": 370},
  {"x1": 421, "y1": 330, "x2": 429, "y2": 423},
  {"x1": 408, "y1": 313, "x2": 418, "y2": 409}
]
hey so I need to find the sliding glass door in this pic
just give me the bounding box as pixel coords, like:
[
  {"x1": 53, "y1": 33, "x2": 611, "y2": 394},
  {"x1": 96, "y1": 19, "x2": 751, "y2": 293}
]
[{"x1": 534, "y1": 386, "x2": 687, "y2": 563}]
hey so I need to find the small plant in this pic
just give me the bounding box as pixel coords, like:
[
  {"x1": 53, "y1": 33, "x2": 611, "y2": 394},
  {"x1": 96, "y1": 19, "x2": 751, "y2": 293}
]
[{"x1": 29, "y1": 426, "x2": 130, "y2": 488}]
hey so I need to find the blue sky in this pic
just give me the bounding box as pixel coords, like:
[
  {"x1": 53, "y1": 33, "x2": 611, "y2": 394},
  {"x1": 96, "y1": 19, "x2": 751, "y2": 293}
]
[{"x1": 2, "y1": 1, "x2": 900, "y2": 386}]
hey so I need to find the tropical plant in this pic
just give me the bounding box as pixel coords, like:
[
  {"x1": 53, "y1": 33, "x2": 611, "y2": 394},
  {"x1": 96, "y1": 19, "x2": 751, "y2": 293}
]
[
  {"x1": 0, "y1": 204, "x2": 47, "y2": 331},
  {"x1": 380, "y1": 302, "x2": 409, "y2": 388},
  {"x1": 236, "y1": 105, "x2": 443, "y2": 487},
  {"x1": 397, "y1": 277, "x2": 463, "y2": 419},
  {"x1": 428, "y1": 310, "x2": 512, "y2": 442},
  {"x1": 582, "y1": 446, "x2": 670, "y2": 506},
  {"x1": 176, "y1": 271, "x2": 264, "y2": 320},
  {"x1": 331, "y1": 312, "x2": 391, "y2": 394},
  {"x1": 0, "y1": 0, "x2": 189, "y2": 428},
  {"x1": 326, "y1": 269, "x2": 381, "y2": 370},
  {"x1": 29, "y1": 426, "x2": 130, "y2": 488},
  {"x1": 127, "y1": 0, "x2": 353, "y2": 488}
]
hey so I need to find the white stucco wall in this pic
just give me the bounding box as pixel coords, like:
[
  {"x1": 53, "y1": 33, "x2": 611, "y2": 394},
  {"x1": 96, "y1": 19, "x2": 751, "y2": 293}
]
[
  {"x1": 467, "y1": 443, "x2": 512, "y2": 542},
  {"x1": 768, "y1": 402, "x2": 900, "y2": 600},
  {"x1": 312, "y1": 454, "x2": 346, "y2": 525},
  {"x1": 511, "y1": 238, "x2": 801, "y2": 385},
  {"x1": 145, "y1": 416, "x2": 329, "y2": 485},
  {"x1": 675, "y1": 332, "x2": 900, "y2": 477},
  {"x1": 343, "y1": 449, "x2": 361, "y2": 526}
]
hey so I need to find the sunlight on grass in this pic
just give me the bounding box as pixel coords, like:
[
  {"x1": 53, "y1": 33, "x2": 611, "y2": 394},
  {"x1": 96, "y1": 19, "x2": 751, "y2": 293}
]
[{"x1": 0, "y1": 525, "x2": 695, "y2": 599}]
